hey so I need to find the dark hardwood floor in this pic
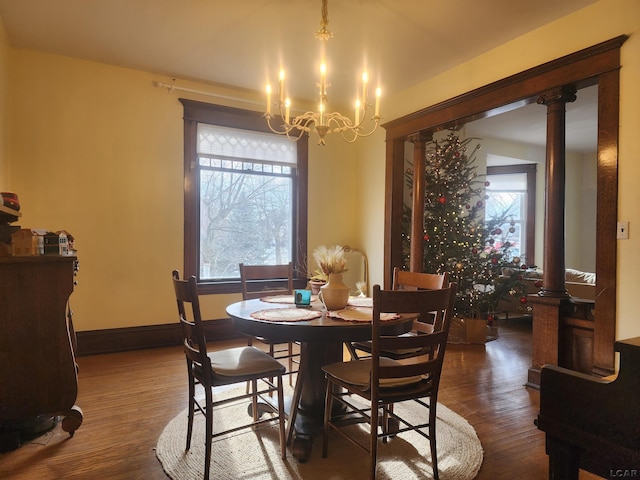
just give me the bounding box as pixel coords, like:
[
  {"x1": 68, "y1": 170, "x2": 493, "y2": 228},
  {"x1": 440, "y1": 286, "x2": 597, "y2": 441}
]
[{"x1": 0, "y1": 320, "x2": 601, "y2": 479}]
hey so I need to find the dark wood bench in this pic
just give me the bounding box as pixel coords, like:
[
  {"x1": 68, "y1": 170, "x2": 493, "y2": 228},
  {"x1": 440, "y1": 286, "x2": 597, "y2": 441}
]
[{"x1": 536, "y1": 337, "x2": 640, "y2": 479}]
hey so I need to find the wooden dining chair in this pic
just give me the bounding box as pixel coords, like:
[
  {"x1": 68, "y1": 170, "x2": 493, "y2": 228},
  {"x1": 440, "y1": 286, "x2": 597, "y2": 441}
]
[
  {"x1": 322, "y1": 283, "x2": 457, "y2": 480},
  {"x1": 346, "y1": 267, "x2": 450, "y2": 360},
  {"x1": 239, "y1": 262, "x2": 300, "y2": 386},
  {"x1": 172, "y1": 270, "x2": 286, "y2": 480}
]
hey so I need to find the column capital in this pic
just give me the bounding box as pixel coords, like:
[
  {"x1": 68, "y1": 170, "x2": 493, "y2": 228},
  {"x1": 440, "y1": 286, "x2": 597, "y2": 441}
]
[
  {"x1": 536, "y1": 85, "x2": 577, "y2": 106},
  {"x1": 407, "y1": 131, "x2": 433, "y2": 144}
]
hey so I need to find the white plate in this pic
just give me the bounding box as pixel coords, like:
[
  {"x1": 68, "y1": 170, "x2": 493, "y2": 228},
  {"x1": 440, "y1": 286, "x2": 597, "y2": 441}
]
[{"x1": 347, "y1": 296, "x2": 372, "y2": 307}]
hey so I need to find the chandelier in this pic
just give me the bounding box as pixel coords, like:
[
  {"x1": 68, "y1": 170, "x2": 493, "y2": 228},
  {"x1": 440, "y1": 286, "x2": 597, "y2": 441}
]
[{"x1": 265, "y1": 0, "x2": 381, "y2": 145}]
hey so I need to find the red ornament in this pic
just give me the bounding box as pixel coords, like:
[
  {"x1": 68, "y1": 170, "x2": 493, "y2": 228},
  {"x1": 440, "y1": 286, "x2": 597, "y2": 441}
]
[
  {"x1": 476, "y1": 200, "x2": 484, "y2": 208},
  {"x1": 495, "y1": 228, "x2": 502, "y2": 235},
  {"x1": 471, "y1": 248, "x2": 478, "y2": 254},
  {"x1": 534, "y1": 280, "x2": 543, "y2": 288},
  {"x1": 438, "y1": 196, "x2": 446, "y2": 204},
  {"x1": 491, "y1": 257, "x2": 498, "y2": 264},
  {"x1": 519, "y1": 296, "x2": 528, "y2": 304},
  {"x1": 485, "y1": 181, "x2": 491, "y2": 187},
  {"x1": 423, "y1": 234, "x2": 430, "y2": 241}
]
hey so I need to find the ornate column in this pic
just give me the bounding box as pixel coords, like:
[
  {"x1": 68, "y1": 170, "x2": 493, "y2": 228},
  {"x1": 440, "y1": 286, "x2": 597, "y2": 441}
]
[
  {"x1": 528, "y1": 86, "x2": 576, "y2": 389},
  {"x1": 537, "y1": 86, "x2": 576, "y2": 297},
  {"x1": 409, "y1": 133, "x2": 432, "y2": 272}
]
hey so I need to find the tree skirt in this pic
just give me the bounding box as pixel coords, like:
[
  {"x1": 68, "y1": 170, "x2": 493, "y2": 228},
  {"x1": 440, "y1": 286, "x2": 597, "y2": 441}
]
[{"x1": 156, "y1": 389, "x2": 483, "y2": 480}]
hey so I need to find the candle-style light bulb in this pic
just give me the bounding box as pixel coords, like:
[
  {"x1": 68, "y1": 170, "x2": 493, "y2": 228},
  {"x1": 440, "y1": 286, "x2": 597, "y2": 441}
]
[
  {"x1": 320, "y1": 63, "x2": 327, "y2": 95},
  {"x1": 285, "y1": 97, "x2": 291, "y2": 124},
  {"x1": 362, "y1": 72, "x2": 369, "y2": 106},
  {"x1": 355, "y1": 99, "x2": 361, "y2": 125},
  {"x1": 374, "y1": 87, "x2": 381, "y2": 117},
  {"x1": 266, "y1": 84, "x2": 272, "y2": 115},
  {"x1": 279, "y1": 70, "x2": 285, "y2": 104}
]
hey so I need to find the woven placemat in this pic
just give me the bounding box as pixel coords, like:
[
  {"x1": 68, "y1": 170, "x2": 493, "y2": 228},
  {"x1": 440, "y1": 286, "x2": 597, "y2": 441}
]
[
  {"x1": 327, "y1": 306, "x2": 399, "y2": 322},
  {"x1": 250, "y1": 308, "x2": 323, "y2": 322}
]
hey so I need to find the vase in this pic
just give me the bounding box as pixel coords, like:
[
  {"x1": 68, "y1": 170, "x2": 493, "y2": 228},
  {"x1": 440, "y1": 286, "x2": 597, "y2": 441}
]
[{"x1": 319, "y1": 273, "x2": 350, "y2": 311}]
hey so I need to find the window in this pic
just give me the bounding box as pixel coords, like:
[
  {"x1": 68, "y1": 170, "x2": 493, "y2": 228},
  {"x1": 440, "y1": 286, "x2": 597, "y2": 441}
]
[
  {"x1": 181, "y1": 100, "x2": 308, "y2": 294},
  {"x1": 485, "y1": 172, "x2": 527, "y2": 257},
  {"x1": 486, "y1": 164, "x2": 536, "y2": 266}
]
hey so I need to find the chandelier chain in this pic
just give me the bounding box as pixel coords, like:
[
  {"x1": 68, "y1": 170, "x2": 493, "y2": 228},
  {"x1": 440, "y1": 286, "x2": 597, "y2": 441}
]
[{"x1": 315, "y1": 0, "x2": 333, "y2": 41}]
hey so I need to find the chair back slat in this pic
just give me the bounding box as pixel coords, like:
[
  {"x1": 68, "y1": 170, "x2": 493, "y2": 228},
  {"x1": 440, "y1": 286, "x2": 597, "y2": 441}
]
[
  {"x1": 378, "y1": 358, "x2": 439, "y2": 379},
  {"x1": 393, "y1": 267, "x2": 449, "y2": 291},
  {"x1": 379, "y1": 329, "x2": 446, "y2": 351},
  {"x1": 239, "y1": 263, "x2": 294, "y2": 300}
]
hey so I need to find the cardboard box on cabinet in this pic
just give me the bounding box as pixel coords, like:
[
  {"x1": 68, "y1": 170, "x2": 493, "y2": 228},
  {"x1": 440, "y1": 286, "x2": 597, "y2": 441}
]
[{"x1": 10, "y1": 228, "x2": 45, "y2": 256}]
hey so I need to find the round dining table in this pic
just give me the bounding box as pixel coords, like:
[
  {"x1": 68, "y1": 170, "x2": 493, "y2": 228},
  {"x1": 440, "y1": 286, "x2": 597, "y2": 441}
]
[{"x1": 226, "y1": 297, "x2": 414, "y2": 462}]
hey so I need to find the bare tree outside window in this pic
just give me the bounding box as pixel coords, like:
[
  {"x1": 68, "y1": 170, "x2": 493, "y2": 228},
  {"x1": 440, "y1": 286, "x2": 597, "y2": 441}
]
[
  {"x1": 196, "y1": 124, "x2": 297, "y2": 281},
  {"x1": 200, "y1": 163, "x2": 292, "y2": 279}
]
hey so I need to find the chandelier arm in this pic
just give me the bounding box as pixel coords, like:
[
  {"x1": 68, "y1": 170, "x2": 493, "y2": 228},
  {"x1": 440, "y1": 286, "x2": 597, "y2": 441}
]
[
  {"x1": 349, "y1": 121, "x2": 381, "y2": 138},
  {"x1": 338, "y1": 129, "x2": 360, "y2": 143},
  {"x1": 266, "y1": 115, "x2": 310, "y2": 136},
  {"x1": 285, "y1": 129, "x2": 308, "y2": 141},
  {"x1": 325, "y1": 112, "x2": 381, "y2": 135},
  {"x1": 325, "y1": 114, "x2": 354, "y2": 130},
  {"x1": 290, "y1": 113, "x2": 318, "y2": 132}
]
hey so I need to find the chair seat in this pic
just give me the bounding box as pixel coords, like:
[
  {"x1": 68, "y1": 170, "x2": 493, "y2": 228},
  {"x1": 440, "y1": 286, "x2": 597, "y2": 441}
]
[
  {"x1": 323, "y1": 357, "x2": 423, "y2": 389},
  {"x1": 207, "y1": 346, "x2": 285, "y2": 378}
]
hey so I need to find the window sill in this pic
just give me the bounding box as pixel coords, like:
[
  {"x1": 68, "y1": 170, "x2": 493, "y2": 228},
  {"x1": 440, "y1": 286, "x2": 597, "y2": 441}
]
[{"x1": 197, "y1": 278, "x2": 308, "y2": 295}]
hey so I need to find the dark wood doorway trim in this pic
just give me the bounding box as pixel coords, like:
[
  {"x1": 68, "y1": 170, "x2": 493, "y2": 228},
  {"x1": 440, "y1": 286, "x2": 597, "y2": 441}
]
[{"x1": 382, "y1": 35, "x2": 627, "y2": 374}]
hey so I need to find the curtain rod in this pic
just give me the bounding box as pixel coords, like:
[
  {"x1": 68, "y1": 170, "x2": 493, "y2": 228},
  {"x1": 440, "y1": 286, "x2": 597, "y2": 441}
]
[{"x1": 154, "y1": 81, "x2": 263, "y2": 107}]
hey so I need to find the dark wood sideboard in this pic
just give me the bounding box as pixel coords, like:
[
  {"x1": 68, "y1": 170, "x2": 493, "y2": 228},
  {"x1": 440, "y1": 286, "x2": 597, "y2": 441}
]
[{"x1": 0, "y1": 255, "x2": 82, "y2": 446}]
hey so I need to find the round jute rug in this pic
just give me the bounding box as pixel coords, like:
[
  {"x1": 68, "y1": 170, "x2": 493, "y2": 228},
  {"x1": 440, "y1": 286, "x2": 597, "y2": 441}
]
[{"x1": 155, "y1": 390, "x2": 483, "y2": 480}]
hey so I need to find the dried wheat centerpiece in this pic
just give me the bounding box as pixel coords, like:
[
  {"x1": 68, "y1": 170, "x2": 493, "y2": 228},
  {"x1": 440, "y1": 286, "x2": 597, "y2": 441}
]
[
  {"x1": 313, "y1": 245, "x2": 349, "y2": 310},
  {"x1": 312, "y1": 245, "x2": 347, "y2": 277}
]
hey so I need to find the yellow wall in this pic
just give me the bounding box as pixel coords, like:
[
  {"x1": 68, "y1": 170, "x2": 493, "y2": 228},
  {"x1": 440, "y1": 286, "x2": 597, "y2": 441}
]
[
  {"x1": 5, "y1": 49, "x2": 360, "y2": 330},
  {"x1": 349, "y1": 126, "x2": 386, "y2": 291},
  {"x1": 380, "y1": 0, "x2": 640, "y2": 340}
]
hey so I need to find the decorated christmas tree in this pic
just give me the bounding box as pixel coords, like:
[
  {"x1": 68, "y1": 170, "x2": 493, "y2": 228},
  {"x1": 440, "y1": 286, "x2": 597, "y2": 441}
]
[{"x1": 403, "y1": 130, "x2": 530, "y2": 321}]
